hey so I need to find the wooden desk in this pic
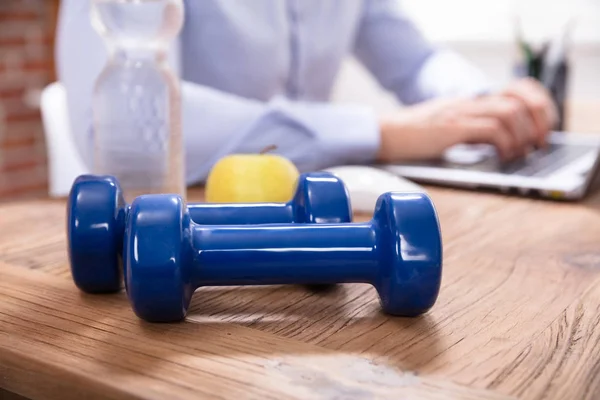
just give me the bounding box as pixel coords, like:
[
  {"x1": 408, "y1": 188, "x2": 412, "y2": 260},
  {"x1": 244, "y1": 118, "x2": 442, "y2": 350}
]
[
  {"x1": 2, "y1": 107, "x2": 600, "y2": 399},
  {"x1": 2, "y1": 187, "x2": 600, "y2": 399}
]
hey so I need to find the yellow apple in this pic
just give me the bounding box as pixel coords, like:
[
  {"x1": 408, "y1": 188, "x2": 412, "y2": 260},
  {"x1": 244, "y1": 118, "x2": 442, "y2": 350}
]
[{"x1": 205, "y1": 148, "x2": 300, "y2": 203}]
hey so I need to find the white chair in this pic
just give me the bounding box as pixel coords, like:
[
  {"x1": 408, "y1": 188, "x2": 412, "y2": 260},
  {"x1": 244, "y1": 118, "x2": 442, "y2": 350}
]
[{"x1": 40, "y1": 82, "x2": 89, "y2": 197}]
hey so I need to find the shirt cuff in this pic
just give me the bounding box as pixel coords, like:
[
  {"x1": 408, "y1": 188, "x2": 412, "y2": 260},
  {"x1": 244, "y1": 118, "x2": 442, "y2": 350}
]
[
  {"x1": 316, "y1": 103, "x2": 381, "y2": 167},
  {"x1": 273, "y1": 98, "x2": 381, "y2": 169}
]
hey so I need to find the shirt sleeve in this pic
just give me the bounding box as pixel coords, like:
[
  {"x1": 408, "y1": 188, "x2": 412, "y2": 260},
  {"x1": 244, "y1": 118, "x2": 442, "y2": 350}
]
[
  {"x1": 56, "y1": 0, "x2": 381, "y2": 185},
  {"x1": 353, "y1": 0, "x2": 493, "y2": 105}
]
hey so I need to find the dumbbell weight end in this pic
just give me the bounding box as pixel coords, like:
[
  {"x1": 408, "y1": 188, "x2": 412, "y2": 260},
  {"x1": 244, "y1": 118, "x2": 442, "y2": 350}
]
[{"x1": 67, "y1": 175, "x2": 127, "y2": 293}]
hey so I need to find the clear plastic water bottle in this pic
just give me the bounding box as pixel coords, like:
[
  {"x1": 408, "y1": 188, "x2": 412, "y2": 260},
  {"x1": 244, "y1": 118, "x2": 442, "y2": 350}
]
[{"x1": 91, "y1": 0, "x2": 185, "y2": 203}]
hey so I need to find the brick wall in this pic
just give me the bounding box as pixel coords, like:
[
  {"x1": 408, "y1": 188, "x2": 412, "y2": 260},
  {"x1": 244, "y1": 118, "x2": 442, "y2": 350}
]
[{"x1": 0, "y1": 0, "x2": 58, "y2": 200}]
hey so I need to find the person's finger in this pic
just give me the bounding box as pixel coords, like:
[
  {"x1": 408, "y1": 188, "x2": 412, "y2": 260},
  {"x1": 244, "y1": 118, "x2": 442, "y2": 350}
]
[
  {"x1": 502, "y1": 78, "x2": 558, "y2": 146},
  {"x1": 523, "y1": 77, "x2": 560, "y2": 127},
  {"x1": 501, "y1": 97, "x2": 537, "y2": 154},
  {"x1": 454, "y1": 117, "x2": 515, "y2": 160}
]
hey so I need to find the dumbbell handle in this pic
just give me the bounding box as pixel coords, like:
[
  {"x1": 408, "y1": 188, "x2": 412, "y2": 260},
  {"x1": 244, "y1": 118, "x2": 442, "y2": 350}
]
[
  {"x1": 123, "y1": 202, "x2": 299, "y2": 226},
  {"x1": 190, "y1": 223, "x2": 378, "y2": 287},
  {"x1": 187, "y1": 202, "x2": 295, "y2": 225}
]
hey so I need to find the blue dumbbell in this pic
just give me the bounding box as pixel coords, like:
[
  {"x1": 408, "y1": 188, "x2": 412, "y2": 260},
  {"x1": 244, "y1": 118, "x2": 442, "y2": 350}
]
[
  {"x1": 124, "y1": 191, "x2": 443, "y2": 322},
  {"x1": 67, "y1": 172, "x2": 351, "y2": 294}
]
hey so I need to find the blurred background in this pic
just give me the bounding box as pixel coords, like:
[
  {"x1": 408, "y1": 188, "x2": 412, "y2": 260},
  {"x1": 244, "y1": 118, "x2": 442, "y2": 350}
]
[
  {"x1": 0, "y1": 1, "x2": 58, "y2": 200},
  {"x1": 0, "y1": 0, "x2": 598, "y2": 200}
]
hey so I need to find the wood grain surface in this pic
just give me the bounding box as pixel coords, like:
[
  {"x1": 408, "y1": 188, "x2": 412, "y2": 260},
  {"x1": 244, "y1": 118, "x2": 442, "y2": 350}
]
[{"x1": 1, "y1": 183, "x2": 600, "y2": 400}]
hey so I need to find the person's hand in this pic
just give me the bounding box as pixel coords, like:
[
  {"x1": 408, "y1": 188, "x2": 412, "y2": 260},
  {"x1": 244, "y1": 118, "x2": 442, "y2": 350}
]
[
  {"x1": 501, "y1": 77, "x2": 560, "y2": 147},
  {"x1": 376, "y1": 77, "x2": 559, "y2": 163}
]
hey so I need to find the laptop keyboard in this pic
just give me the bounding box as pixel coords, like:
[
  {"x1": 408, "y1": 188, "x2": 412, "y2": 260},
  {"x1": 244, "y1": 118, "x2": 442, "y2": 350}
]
[
  {"x1": 406, "y1": 143, "x2": 594, "y2": 178},
  {"x1": 499, "y1": 144, "x2": 591, "y2": 177}
]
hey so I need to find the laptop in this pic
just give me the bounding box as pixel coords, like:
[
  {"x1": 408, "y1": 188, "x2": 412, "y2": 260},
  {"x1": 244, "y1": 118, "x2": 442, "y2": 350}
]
[{"x1": 380, "y1": 132, "x2": 600, "y2": 201}]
